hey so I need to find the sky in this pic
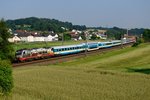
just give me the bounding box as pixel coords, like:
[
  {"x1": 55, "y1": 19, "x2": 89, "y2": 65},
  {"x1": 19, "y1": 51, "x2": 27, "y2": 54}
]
[{"x1": 0, "y1": 0, "x2": 150, "y2": 28}]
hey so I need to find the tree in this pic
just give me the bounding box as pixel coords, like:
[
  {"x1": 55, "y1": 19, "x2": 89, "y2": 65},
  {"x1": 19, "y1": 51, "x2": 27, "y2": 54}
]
[
  {"x1": 64, "y1": 33, "x2": 71, "y2": 41},
  {"x1": 143, "y1": 29, "x2": 150, "y2": 42},
  {"x1": 0, "y1": 20, "x2": 14, "y2": 60},
  {"x1": 80, "y1": 32, "x2": 86, "y2": 40},
  {"x1": 0, "y1": 60, "x2": 13, "y2": 95},
  {"x1": 90, "y1": 34, "x2": 97, "y2": 40},
  {"x1": 0, "y1": 19, "x2": 14, "y2": 95}
]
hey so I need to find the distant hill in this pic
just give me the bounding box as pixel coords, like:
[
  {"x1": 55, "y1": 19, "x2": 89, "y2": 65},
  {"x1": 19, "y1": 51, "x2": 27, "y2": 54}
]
[{"x1": 6, "y1": 17, "x2": 86, "y2": 32}]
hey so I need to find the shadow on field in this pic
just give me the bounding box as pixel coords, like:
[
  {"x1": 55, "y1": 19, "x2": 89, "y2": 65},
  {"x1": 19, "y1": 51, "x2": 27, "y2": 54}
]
[
  {"x1": 127, "y1": 68, "x2": 150, "y2": 75},
  {"x1": 86, "y1": 70, "x2": 115, "y2": 75}
]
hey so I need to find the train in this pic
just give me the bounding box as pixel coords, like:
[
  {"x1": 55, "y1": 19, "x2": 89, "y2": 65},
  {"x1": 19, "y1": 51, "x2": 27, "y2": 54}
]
[{"x1": 15, "y1": 39, "x2": 135, "y2": 62}]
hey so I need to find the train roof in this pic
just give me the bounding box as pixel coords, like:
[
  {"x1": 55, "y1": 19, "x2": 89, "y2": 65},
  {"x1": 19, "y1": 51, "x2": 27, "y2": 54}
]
[
  {"x1": 52, "y1": 43, "x2": 85, "y2": 49},
  {"x1": 98, "y1": 40, "x2": 121, "y2": 44},
  {"x1": 87, "y1": 42, "x2": 98, "y2": 44}
]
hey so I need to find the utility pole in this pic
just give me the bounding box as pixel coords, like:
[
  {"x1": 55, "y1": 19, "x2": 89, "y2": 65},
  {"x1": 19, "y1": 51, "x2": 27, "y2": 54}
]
[
  {"x1": 84, "y1": 31, "x2": 88, "y2": 56},
  {"x1": 62, "y1": 32, "x2": 64, "y2": 45},
  {"x1": 121, "y1": 34, "x2": 123, "y2": 48},
  {"x1": 127, "y1": 28, "x2": 129, "y2": 36}
]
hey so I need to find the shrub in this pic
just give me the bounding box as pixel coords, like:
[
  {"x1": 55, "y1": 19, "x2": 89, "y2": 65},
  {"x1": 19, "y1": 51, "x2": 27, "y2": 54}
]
[
  {"x1": 132, "y1": 42, "x2": 139, "y2": 47},
  {"x1": 132, "y1": 38, "x2": 142, "y2": 47},
  {"x1": 0, "y1": 60, "x2": 13, "y2": 95}
]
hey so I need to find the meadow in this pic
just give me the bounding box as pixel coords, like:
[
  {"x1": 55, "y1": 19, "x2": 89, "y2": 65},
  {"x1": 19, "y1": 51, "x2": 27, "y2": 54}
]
[{"x1": 2, "y1": 43, "x2": 150, "y2": 100}]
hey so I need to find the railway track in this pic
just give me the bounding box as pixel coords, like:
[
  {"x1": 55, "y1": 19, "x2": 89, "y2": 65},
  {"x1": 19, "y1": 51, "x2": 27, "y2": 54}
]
[{"x1": 12, "y1": 42, "x2": 133, "y2": 67}]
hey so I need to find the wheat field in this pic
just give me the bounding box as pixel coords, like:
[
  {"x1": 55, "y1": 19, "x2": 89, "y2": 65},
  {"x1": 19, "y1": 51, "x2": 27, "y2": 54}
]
[{"x1": 2, "y1": 43, "x2": 150, "y2": 100}]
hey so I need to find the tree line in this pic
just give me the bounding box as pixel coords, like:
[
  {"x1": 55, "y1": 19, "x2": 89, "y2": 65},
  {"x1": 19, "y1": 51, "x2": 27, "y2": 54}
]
[
  {"x1": 88, "y1": 27, "x2": 145, "y2": 40},
  {"x1": 6, "y1": 17, "x2": 86, "y2": 32}
]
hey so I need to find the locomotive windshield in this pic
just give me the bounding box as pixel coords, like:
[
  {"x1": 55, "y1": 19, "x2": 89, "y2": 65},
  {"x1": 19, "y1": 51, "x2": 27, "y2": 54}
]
[{"x1": 15, "y1": 50, "x2": 22, "y2": 55}]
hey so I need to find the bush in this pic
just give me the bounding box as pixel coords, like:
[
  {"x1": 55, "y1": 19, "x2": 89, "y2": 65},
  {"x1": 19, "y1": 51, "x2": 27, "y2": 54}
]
[
  {"x1": 132, "y1": 39, "x2": 142, "y2": 47},
  {"x1": 132, "y1": 42, "x2": 139, "y2": 47},
  {"x1": 0, "y1": 60, "x2": 13, "y2": 95}
]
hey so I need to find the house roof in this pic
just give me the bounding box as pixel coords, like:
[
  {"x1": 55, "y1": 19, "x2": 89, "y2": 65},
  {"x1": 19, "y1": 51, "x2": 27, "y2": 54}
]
[
  {"x1": 70, "y1": 33, "x2": 79, "y2": 39},
  {"x1": 31, "y1": 33, "x2": 42, "y2": 37},
  {"x1": 42, "y1": 33, "x2": 57, "y2": 37},
  {"x1": 16, "y1": 32, "x2": 32, "y2": 37}
]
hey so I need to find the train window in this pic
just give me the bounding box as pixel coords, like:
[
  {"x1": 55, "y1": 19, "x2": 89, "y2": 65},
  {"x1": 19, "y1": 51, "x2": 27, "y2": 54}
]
[
  {"x1": 15, "y1": 50, "x2": 22, "y2": 55},
  {"x1": 99, "y1": 44, "x2": 102, "y2": 46},
  {"x1": 54, "y1": 49, "x2": 57, "y2": 52},
  {"x1": 106, "y1": 43, "x2": 112, "y2": 45},
  {"x1": 51, "y1": 48, "x2": 54, "y2": 51},
  {"x1": 23, "y1": 51, "x2": 25, "y2": 55}
]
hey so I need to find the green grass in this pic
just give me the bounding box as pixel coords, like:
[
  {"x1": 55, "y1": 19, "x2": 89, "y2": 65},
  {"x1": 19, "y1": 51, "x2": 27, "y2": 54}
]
[
  {"x1": 60, "y1": 43, "x2": 150, "y2": 72},
  {"x1": 1, "y1": 43, "x2": 150, "y2": 100}
]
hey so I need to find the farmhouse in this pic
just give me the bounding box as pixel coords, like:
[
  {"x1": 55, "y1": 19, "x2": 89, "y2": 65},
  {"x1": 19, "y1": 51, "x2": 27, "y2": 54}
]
[
  {"x1": 8, "y1": 34, "x2": 21, "y2": 43},
  {"x1": 8, "y1": 31, "x2": 58, "y2": 42}
]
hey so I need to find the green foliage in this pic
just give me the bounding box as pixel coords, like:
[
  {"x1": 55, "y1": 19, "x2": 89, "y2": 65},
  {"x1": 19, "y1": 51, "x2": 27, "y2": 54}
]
[
  {"x1": 0, "y1": 60, "x2": 13, "y2": 95},
  {"x1": 91, "y1": 27, "x2": 144, "y2": 38},
  {"x1": 90, "y1": 34, "x2": 98, "y2": 40},
  {"x1": 80, "y1": 32, "x2": 86, "y2": 40},
  {"x1": 73, "y1": 25, "x2": 86, "y2": 30},
  {"x1": 132, "y1": 42, "x2": 139, "y2": 47},
  {"x1": 0, "y1": 20, "x2": 14, "y2": 95},
  {"x1": 64, "y1": 33, "x2": 71, "y2": 41},
  {"x1": 106, "y1": 27, "x2": 125, "y2": 40},
  {"x1": 0, "y1": 20, "x2": 14, "y2": 61},
  {"x1": 132, "y1": 38, "x2": 142, "y2": 47},
  {"x1": 143, "y1": 29, "x2": 150, "y2": 42},
  {"x1": 6, "y1": 17, "x2": 87, "y2": 32},
  {"x1": 129, "y1": 28, "x2": 144, "y2": 36}
]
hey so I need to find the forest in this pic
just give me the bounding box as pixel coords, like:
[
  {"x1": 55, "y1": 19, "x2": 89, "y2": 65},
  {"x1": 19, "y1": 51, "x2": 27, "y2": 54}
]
[{"x1": 6, "y1": 17, "x2": 86, "y2": 32}]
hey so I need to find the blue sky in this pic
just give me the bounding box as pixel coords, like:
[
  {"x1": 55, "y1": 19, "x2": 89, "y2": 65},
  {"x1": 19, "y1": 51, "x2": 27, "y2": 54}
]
[{"x1": 0, "y1": 0, "x2": 150, "y2": 28}]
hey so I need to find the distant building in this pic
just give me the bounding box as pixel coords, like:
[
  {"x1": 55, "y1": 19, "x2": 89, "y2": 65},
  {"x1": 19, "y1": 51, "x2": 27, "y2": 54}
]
[
  {"x1": 44, "y1": 33, "x2": 58, "y2": 41},
  {"x1": 97, "y1": 30, "x2": 107, "y2": 39},
  {"x1": 8, "y1": 30, "x2": 58, "y2": 42},
  {"x1": 8, "y1": 34, "x2": 21, "y2": 43}
]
